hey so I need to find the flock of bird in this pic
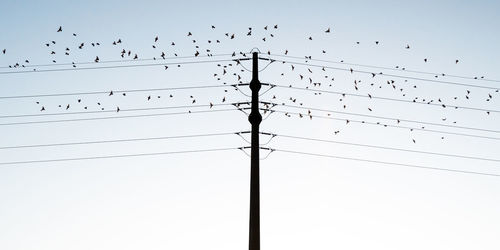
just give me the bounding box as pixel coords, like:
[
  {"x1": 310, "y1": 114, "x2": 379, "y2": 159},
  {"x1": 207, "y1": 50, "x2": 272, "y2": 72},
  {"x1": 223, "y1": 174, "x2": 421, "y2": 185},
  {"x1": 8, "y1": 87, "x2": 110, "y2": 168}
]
[{"x1": 1, "y1": 24, "x2": 498, "y2": 145}]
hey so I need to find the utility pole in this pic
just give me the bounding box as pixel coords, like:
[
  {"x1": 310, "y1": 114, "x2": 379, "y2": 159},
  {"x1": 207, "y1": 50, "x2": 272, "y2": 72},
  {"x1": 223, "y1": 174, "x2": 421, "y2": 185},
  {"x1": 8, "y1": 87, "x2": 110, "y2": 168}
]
[{"x1": 248, "y1": 51, "x2": 262, "y2": 250}]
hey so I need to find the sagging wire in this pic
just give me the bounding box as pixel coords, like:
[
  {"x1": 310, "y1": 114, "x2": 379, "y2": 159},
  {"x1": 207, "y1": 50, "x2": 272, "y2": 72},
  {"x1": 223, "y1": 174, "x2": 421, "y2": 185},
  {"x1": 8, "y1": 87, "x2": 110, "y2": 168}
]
[
  {"x1": 237, "y1": 146, "x2": 276, "y2": 160},
  {"x1": 235, "y1": 131, "x2": 251, "y2": 145},
  {"x1": 260, "y1": 147, "x2": 275, "y2": 160},
  {"x1": 238, "y1": 147, "x2": 251, "y2": 157},
  {"x1": 260, "y1": 101, "x2": 278, "y2": 121},
  {"x1": 233, "y1": 85, "x2": 252, "y2": 97},
  {"x1": 259, "y1": 84, "x2": 276, "y2": 97},
  {"x1": 259, "y1": 59, "x2": 275, "y2": 72},
  {"x1": 232, "y1": 101, "x2": 251, "y2": 116},
  {"x1": 235, "y1": 131, "x2": 277, "y2": 146}
]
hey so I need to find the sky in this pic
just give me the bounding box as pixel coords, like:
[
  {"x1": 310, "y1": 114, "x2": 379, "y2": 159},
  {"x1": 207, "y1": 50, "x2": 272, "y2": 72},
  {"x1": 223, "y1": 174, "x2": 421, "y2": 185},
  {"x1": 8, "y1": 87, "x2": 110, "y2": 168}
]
[{"x1": 1, "y1": 0, "x2": 500, "y2": 250}]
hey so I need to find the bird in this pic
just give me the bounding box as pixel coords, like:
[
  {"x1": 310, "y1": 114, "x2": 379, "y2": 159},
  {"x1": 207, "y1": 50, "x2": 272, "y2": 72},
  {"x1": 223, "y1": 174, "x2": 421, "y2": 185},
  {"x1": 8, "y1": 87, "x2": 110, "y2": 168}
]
[
  {"x1": 188, "y1": 32, "x2": 192, "y2": 36},
  {"x1": 424, "y1": 58, "x2": 428, "y2": 62},
  {"x1": 308, "y1": 36, "x2": 313, "y2": 40},
  {"x1": 406, "y1": 44, "x2": 410, "y2": 49},
  {"x1": 94, "y1": 56, "x2": 99, "y2": 63},
  {"x1": 40, "y1": 106, "x2": 45, "y2": 111},
  {"x1": 1, "y1": 49, "x2": 5, "y2": 54},
  {"x1": 57, "y1": 26, "x2": 62, "y2": 32},
  {"x1": 455, "y1": 59, "x2": 459, "y2": 64},
  {"x1": 155, "y1": 36, "x2": 159, "y2": 42},
  {"x1": 325, "y1": 27, "x2": 331, "y2": 33}
]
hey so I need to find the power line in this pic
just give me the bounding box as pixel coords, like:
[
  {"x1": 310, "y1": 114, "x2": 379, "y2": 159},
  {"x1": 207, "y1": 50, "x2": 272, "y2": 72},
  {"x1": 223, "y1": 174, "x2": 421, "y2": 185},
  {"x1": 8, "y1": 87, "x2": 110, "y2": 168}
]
[
  {"x1": 0, "y1": 83, "x2": 232, "y2": 100},
  {"x1": 0, "y1": 103, "x2": 236, "y2": 119},
  {"x1": 274, "y1": 148, "x2": 500, "y2": 177},
  {"x1": 0, "y1": 58, "x2": 235, "y2": 75},
  {"x1": 273, "y1": 58, "x2": 500, "y2": 91},
  {"x1": 273, "y1": 84, "x2": 500, "y2": 114},
  {"x1": 278, "y1": 103, "x2": 500, "y2": 134},
  {"x1": 269, "y1": 53, "x2": 500, "y2": 84},
  {"x1": 0, "y1": 131, "x2": 239, "y2": 150},
  {"x1": 0, "y1": 108, "x2": 238, "y2": 126},
  {"x1": 0, "y1": 147, "x2": 239, "y2": 166},
  {"x1": 275, "y1": 133, "x2": 500, "y2": 163},
  {"x1": 0, "y1": 53, "x2": 235, "y2": 69},
  {"x1": 266, "y1": 109, "x2": 500, "y2": 141}
]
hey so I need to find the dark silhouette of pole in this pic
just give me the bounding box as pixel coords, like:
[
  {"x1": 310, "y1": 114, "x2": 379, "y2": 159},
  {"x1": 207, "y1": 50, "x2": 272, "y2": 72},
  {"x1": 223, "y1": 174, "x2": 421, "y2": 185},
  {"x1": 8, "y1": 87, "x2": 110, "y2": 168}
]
[{"x1": 248, "y1": 52, "x2": 262, "y2": 250}]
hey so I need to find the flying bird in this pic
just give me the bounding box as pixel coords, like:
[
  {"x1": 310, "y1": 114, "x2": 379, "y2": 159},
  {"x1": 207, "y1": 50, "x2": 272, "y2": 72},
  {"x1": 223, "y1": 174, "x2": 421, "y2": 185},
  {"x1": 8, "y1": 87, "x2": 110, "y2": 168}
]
[{"x1": 57, "y1": 26, "x2": 62, "y2": 32}]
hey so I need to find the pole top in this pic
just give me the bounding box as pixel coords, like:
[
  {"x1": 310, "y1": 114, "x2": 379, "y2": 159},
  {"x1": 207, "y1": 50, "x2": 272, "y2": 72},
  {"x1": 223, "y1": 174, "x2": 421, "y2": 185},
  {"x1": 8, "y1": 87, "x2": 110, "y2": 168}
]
[{"x1": 250, "y1": 47, "x2": 261, "y2": 53}]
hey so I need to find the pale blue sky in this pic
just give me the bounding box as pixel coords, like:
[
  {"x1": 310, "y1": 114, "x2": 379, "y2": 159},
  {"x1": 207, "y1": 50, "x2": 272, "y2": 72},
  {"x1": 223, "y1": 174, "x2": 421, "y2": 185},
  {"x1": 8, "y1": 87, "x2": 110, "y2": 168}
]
[{"x1": 1, "y1": 1, "x2": 499, "y2": 250}]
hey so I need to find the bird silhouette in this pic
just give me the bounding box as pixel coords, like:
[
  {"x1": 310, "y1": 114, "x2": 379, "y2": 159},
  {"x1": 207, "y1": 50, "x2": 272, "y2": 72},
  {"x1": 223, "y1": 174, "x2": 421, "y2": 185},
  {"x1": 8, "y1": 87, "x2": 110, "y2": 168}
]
[
  {"x1": 325, "y1": 27, "x2": 331, "y2": 33},
  {"x1": 57, "y1": 26, "x2": 62, "y2": 32}
]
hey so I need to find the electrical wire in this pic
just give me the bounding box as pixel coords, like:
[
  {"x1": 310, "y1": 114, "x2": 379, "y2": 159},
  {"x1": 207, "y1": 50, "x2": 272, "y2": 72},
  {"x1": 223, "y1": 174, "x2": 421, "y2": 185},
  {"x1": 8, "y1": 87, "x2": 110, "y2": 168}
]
[
  {"x1": 278, "y1": 103, "x2": 500, "y2": 134},
  {"x1": 269, "y1": 53, "x2": 500, "y2": 84},
  {"x1": 0, "y1": 53, "x2": 235, "y2": 69},
  {"x1": 275, "y1": 133, "x2": 500, "y2": 163},
  {"x1": 0, "y1": 108, "x2": 238, "y2": 126},
  {"x1": 0, "y1": 83, "x2": 232, "y2": 100},
  {"x1": 0, "y1": 58, "x2": 235, "y2": 75},
  {"x1": 0, "y1": 147, "x2": 239, "y2": 166},
  {"x1": 273, "y1": 58, "x2": 499, "y2": 91},
  {"x1": 273, "y1": 84, "x2": 500, "y2": 114},
  {"x1": 266, "y1": 109, "x2": 500, "y2": 141},
  {"x1": 0, "y1": 132, "x2": 239, "y2": 150},
  {"x1": 0, "y1": 103, "x2": 236, "y2": 119},
  {"x1": 274, "y1": 148, "x2": 500, "y2": 177}
]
